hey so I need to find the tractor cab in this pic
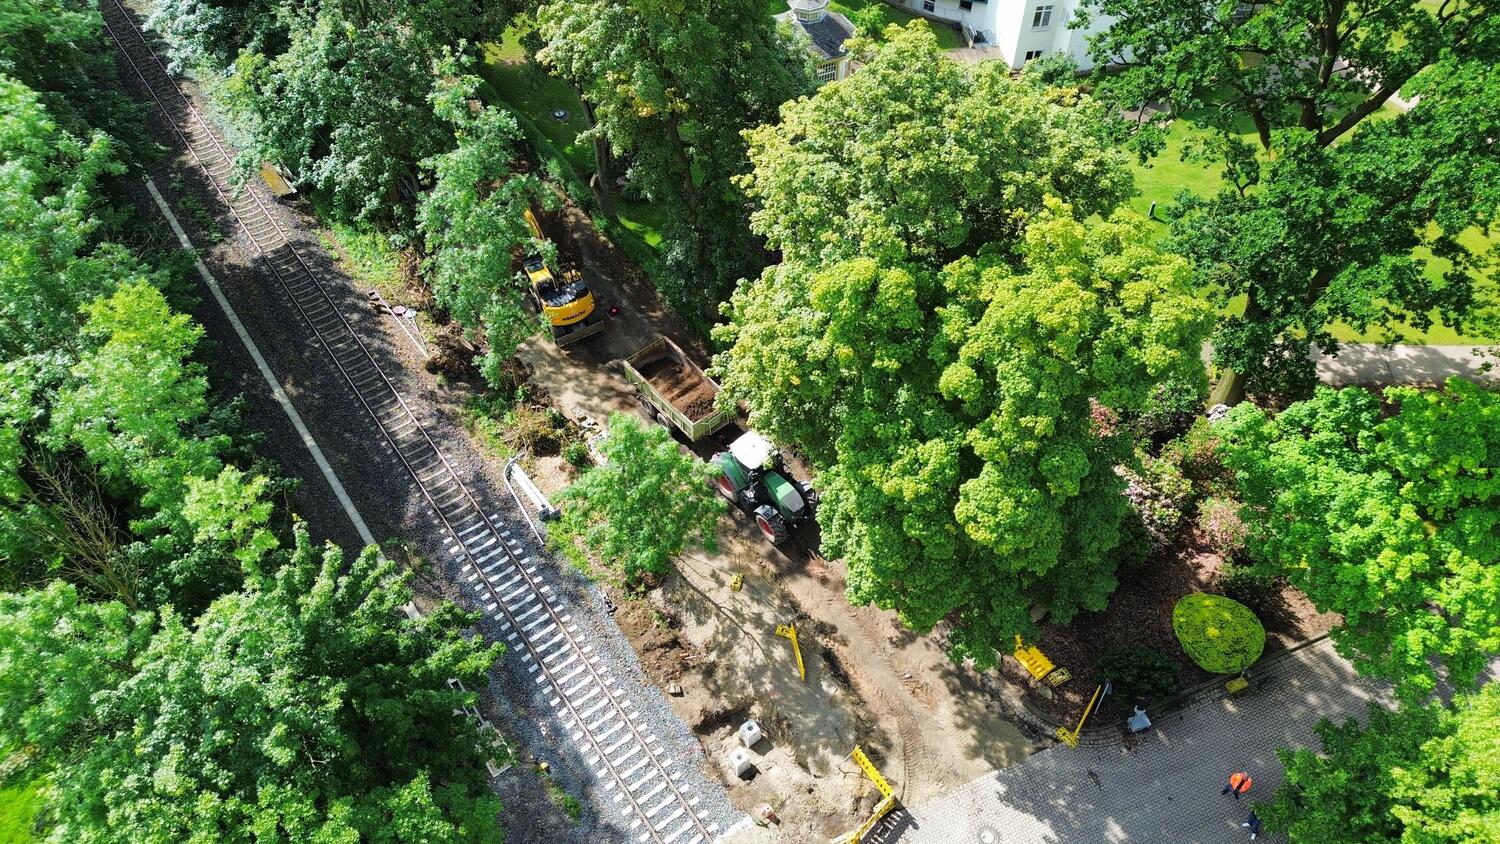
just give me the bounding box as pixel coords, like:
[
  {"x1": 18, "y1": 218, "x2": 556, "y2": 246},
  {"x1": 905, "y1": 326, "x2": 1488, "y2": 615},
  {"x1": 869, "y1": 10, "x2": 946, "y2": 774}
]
[{"x1": 713, "y1": 431, "x2": 814, "y2": 544}]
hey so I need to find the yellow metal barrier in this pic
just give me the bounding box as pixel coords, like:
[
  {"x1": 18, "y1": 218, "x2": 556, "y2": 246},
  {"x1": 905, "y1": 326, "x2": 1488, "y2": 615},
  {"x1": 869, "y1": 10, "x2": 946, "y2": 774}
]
[
  {"x1": 1055, "y1": 682, "x2": 1107, "y2": 748},
  {"x1": 775, "y1": 623, "x2": 805, "y2": 682},
  {"x1": 1013, "y1": 634, "x2": 1056, "y2": 681},
  {"x1": 829, "y1": 747, "x2": 897, "y2": 844},
  {"x1": 852, "y1": 747, "x2": 893, "y2": 798}
]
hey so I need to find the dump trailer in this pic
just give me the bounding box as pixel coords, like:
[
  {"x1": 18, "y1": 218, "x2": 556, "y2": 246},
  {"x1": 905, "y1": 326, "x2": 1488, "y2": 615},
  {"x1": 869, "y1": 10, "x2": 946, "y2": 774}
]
[{"x1": 620, "y1": 337, "x2": 733, "y2": 442}]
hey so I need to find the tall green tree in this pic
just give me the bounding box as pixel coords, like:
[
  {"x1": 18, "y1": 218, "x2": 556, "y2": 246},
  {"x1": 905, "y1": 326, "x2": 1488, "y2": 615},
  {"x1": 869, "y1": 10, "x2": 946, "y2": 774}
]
[
  {"x1": 740, "y1": 25, "x2": 1132, "y2": 269},
  {"x1": 49, "y1": 282, "x2": 228, "y2": 537},
  {"x1": 1264, "y1": 685, "x2": 1500, "y2": 843},
  {"x1": 0, "y1": 77, "x2": 130, "y2": 361},
  {"x1": 1084, "y1": 0, "x2": 1500, "y2": 403},
  {"x1": 534, "y1": 0, "x2": 812, "y2": 322},
  {"x1": 715, "y1": 205, "x2": 1212, "y2": 663},
  {"x1": 1218, "y1": 379, "x2": 1500, "y2": 696},
  {"x1": 0, "y1": 529, "x2": 506, "y2": 844},
  {"x1": 0, "y1": 581, "x2": 151, "y2": 758},
  {"x1": 3, "y1": 281, "x2": 267, "y2": 612},
  {"x1": 0, "y1": 0, "x2": 140, "y2": 136},
  {"x1": 552, "y1": 413, "x2": 722, "y2": 582},
  {"x1": 222, "y1": 12, "x2": 453, "y2": 225},
  {"x1": 418, "y1": 70, "x2": 546, "y2": 386}
]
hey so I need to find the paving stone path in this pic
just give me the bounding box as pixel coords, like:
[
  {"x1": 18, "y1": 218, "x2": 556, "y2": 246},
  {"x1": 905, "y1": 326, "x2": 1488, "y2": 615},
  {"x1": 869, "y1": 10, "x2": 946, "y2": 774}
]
[{"x1": 871, "y1": 639, "x2": 1394, "y2": 844}]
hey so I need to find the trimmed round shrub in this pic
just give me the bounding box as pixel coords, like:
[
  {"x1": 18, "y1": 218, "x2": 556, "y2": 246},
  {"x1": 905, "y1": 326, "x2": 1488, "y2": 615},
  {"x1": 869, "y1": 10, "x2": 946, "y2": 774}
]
[
  {"x1": 1172, "y1": 593, "x2": 1265, "y2": 674},
  {"x1": 1096, "y1": 646, "x2": 1180, "y2": 705}
]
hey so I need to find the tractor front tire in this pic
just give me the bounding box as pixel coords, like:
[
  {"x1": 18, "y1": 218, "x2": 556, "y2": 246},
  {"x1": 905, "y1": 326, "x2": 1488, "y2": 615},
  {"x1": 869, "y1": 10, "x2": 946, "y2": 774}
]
[
  {"x1": 714, "y1": 473, "x2": 740, "y2": 505},
  {"x1": 754, "y1": 506, "x2": 789, "y2": 545}
]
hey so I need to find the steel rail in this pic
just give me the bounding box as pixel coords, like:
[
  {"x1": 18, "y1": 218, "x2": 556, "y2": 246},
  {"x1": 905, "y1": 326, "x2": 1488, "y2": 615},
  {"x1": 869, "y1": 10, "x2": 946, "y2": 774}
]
[{"x1": 101, "y1": 5, "x2": 716, "y2": 841}]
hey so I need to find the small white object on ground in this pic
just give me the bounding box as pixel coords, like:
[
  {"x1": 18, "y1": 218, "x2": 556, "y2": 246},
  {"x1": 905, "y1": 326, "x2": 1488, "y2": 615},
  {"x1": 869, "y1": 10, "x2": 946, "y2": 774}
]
[{"x1": 738, "y1": 719, "x2": 764, "y2": 749}]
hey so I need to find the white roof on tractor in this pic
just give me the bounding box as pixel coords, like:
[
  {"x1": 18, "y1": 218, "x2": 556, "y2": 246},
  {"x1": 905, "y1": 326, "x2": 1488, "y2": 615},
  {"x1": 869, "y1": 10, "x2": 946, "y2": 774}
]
[{"x1": 729, "y1": 431, "x2": 776, "y2": 470}]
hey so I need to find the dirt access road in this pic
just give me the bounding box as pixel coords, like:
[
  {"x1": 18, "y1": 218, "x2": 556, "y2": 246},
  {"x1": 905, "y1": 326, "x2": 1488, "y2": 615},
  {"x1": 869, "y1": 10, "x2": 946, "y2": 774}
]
[{"x1": 518, "y1": 200, "x2": 1038, "y2": 839}]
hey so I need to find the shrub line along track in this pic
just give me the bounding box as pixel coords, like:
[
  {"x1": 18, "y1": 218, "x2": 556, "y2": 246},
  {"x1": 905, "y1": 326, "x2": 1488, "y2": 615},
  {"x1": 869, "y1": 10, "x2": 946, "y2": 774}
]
[{"x1": 101, "y1": 4, "x2": 718, "y2": 842}]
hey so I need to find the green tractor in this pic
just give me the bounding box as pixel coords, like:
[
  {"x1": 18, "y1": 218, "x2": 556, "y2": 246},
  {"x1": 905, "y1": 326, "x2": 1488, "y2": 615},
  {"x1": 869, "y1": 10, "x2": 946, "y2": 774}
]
[{"x1": 712, "y1": 431, "x2": 816, "y2": 545}]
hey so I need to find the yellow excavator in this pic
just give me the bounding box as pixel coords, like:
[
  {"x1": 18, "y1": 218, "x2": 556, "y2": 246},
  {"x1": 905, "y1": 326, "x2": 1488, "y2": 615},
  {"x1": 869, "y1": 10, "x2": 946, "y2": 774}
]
[{"x1": 523, "y1": 208, "x2": 606, "y2": 346}]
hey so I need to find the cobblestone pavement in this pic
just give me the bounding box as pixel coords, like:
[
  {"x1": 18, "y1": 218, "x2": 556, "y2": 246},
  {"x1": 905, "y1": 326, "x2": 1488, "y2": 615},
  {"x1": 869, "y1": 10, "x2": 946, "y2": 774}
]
[{"x1": 869, "y1": 639, "x2": 1394, "y2": 844}]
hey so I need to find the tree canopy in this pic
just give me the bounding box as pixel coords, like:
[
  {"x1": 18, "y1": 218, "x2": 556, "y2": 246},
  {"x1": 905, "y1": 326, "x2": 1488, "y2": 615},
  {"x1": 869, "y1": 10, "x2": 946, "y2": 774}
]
[
  {"x1": 553, "y1": 413, "x2": 722, "y2": 582},
  {"x1": 740, "y1": 25, "x2": 1132, "y2": 269},
  {"x1": 1264, "y1": 685, "x2": 1500, "y2": 843},
  {"x1": 1084, "y1": 0, "x2": 1500, "y2": 402},
  {"x1": 716, "y1": 201, "x2": 1212, "y2": 664},
  {"x1": 1, "y1": 530, "x2": 506, "y2": 844},
  {"x1": 417, "y1": 70, "x2": 546, "y2": 385},
  {"x1": 534, "y1": 0, "x2": 811, "y2": 322},
  {"x1": 1218, "y1": 379, "x2": 1500, "y2": 696}
]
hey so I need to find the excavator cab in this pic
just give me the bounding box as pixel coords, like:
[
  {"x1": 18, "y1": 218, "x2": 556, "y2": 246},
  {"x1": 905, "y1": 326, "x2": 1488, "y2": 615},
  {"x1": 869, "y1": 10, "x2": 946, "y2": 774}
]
[{"x1": 524, "y1": 257, "x2": 594, "y2": 327}]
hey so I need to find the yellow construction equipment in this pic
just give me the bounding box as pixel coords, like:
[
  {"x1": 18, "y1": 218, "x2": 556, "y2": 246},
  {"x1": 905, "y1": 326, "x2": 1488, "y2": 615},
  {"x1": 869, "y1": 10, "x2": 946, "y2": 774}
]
[
  {"x1": 829, "y1": 746, "x2": 897, "y2": 844},
  {"x1": 730, "y1": 573, "x2": 744, "y2": 592},
  {"x1": 522, "y1": 208, "x2": 604, "y2": 346},
  {"x1": 1055, "y1": 680, "x2": 1111, "y2": 748},
  {"x1": 774, "y1": 623, "x2": 805, "y2": 682}
]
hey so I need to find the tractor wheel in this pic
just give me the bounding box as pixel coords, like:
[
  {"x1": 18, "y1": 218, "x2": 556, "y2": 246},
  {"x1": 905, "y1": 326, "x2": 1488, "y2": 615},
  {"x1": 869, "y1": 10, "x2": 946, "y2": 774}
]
[
  {"x1": 714, "y1": 474, "x2": 739, "y2": 505},
  {"x1": 754, "y1": 506, "x2": 789, "y2": 545}
]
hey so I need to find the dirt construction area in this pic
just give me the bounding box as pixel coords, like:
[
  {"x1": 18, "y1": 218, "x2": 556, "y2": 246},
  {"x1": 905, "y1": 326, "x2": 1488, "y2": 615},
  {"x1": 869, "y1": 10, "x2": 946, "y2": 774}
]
[{"x1": 514, "y1": 199, "x2": 1043, "y2": 841}]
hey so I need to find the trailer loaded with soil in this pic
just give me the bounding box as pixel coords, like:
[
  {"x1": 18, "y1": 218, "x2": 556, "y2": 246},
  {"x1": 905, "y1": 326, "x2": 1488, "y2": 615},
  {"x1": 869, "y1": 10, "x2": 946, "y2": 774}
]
[
  {"x1": 620, "y1": 336, "x2": 733, "y2": 442},
  {"x1": 620, "y1": 337, "x2": 816, "y2": 544}
]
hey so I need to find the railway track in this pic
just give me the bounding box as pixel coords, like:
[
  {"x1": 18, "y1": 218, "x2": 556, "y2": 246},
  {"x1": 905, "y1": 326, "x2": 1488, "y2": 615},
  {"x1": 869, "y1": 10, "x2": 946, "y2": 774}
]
[{"x1": 101, "y1": 4, "x2": 720, "y2": 842}]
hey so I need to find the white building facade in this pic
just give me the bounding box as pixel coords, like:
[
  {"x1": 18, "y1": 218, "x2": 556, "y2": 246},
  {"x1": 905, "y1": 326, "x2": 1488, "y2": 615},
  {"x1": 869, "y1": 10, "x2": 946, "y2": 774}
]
[{"x1": 901, "y1": 0, "x2": 1110, "y2": 71}]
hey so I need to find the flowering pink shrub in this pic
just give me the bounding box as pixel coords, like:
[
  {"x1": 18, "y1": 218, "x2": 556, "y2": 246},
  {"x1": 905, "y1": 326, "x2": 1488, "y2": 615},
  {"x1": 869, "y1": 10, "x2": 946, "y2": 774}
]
[{"x1": 1198, "y1": 496, "x2": 1248, "y2": 559}]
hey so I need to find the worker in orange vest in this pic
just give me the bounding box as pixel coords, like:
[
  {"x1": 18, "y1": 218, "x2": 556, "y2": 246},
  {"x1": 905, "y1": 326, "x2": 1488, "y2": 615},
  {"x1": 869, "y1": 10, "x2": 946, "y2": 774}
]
[{"x1": 1221, "y1": 771, "x2": 1253, "y2": 799}]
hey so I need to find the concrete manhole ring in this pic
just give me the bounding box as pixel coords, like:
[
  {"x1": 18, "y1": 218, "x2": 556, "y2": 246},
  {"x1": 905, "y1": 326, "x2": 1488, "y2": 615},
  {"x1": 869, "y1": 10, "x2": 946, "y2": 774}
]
[{"x1": 977, "y1": 826, "x2": 1000, "y2": 843}]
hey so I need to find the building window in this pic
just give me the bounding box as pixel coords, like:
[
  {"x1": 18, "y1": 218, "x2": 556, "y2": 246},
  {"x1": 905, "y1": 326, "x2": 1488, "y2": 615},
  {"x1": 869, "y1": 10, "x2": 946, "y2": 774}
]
[
  {"x1": 922, "y1": 0, "x2": 935, "y2": 10},
  {"x1": 816, "y1": 61, "x2": 839, "y2": 83},
  {"x1": 960, "y1": 0, "x2": 973, "y2": 8},
  {"x1": 1032, "y1": 4, "x2": 1053, "y2": 28},
  {"x1": 1024, "y1": 49, "x2": 1045, "y2": 61}
]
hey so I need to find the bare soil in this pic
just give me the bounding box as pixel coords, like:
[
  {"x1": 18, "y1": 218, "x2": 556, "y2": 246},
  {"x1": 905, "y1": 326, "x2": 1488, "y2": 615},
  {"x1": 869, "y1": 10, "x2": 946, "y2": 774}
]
[
  {"x1": 1002, "y1": 530, "x2": 1341, "y2": 725},
  {"x1": 516, "y1": 194, "x2": 1041, "y2": 840},
  {"x1": 638, "y1": 356, "x2": 718, "y2": 419}
]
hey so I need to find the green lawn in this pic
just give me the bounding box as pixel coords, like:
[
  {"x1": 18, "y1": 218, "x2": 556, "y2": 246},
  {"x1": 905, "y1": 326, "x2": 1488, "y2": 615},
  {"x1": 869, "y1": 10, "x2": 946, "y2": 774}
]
[
  {"x1": 1121, "y1": 109, "x2": 1496, "y2": 345},
  {"x1": 0, "y1": 779, "x2": 43, "y2": 843},
  {"x1": 480, "y1": 44, "x2": 593, "y2": 175},
  {"x1": 480, "y1": 42, "x2": 674, "y2": 249}
]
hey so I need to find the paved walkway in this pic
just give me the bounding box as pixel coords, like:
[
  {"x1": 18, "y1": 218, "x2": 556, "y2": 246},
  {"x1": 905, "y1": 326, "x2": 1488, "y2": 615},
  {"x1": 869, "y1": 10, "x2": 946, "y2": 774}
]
[
  {"x1": 1313, "y1": 343, "x2": 1496, "y2": 386},
  {"x1": 869, "y1": 639, "x2": 1394, "y2": 844}
]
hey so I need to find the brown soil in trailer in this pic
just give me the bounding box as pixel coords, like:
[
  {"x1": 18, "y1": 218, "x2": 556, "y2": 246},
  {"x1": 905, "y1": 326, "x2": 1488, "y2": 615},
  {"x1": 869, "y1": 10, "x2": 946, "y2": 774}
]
[{"x1": 636, "y1": 356, "x2": 719, "y2": 418}]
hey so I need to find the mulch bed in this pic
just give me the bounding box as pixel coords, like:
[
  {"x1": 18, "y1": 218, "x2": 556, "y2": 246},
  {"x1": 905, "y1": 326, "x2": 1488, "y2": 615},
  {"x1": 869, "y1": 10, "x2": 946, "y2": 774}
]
[{"x1": 1003, "y1": 530, "x2": 1341, "y2": 724}]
